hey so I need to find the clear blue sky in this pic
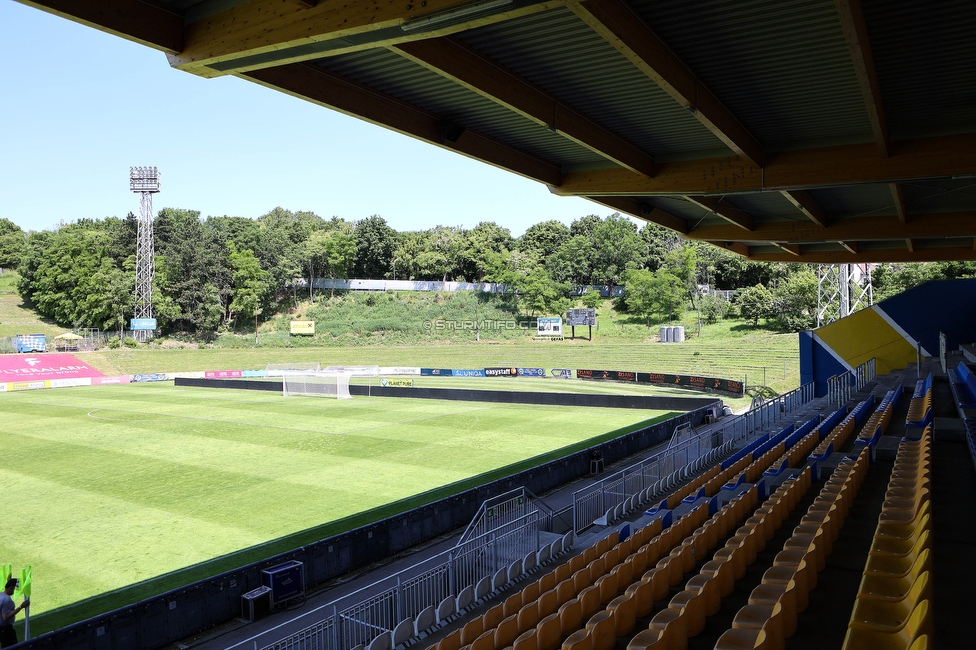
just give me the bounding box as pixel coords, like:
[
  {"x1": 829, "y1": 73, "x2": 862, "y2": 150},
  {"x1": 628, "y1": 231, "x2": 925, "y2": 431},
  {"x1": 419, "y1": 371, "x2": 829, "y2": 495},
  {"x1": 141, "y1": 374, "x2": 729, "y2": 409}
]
[{"x1": 0, "y1": 1, "x2": 622, "y2": 236}]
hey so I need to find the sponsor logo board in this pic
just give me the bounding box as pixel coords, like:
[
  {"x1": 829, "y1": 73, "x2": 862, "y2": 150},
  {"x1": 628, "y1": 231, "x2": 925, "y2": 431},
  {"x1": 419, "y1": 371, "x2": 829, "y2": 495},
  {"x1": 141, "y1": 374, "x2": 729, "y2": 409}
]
[
  {"x1": 205, "y1": 370, "x2": 244, "y2": 379},
  {"x1": 0, "y1": 354, "x2": 105, "y2": 381},
  {"x1": 11, "y1": 380, "x2": 48, "y2": 391},
  {"x1": 289, "y1": 320, "x2": 315, "y2": 335},
  {"x1": 130, "y1": 318, "x2": 157, "y2": 330},
  {"x1": 537, "y1": 317, "x2": 563, "y2": 336},
  {"x1": 49, "y1": 378, "x2": 92, "y2": 388},
  {"x1": 92, "y1": 375, "x2": 131, "y2": 385},
  {"x1": 380, "y1": 378, "x2": 415, "y2": 388},
  {"x1": 551, "y1": 368, "x2": 573, "y2": 379},
  {"x1": 420, "y1": 368, "x2": 454, "y2": 376},
  {"x1": 378, "y1": 367, "x2": 421, "y2": 376},
  {"x1": 453, "y1": 369, "x2": 486, "y2": 377},
  {"x1": 132, "y1": 373, "x2": 169, "y2": 383},
  {"x1": 516, "y1": 368, "x2": 545, "y2": 377},
  {"x1": 484, "y1": 367, "x2": 517, "y2": 377}
]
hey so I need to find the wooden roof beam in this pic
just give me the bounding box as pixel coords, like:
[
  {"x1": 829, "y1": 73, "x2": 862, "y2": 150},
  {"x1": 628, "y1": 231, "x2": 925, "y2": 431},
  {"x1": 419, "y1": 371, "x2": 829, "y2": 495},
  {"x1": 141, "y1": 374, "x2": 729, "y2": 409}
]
[
  {"x1": 839, "y1": 241, "x2": 859, "y2": 254},
  {"x1": 890, "y1": 182, "x2": 907, "y2": 223},
  {"x1": 571, "y1": 0, "x2": 763, "y2": 167},
  {"x1": 782, "y1": 190, "x2": 828, "y2": 227},
  {"x1": 550, "y1": 133, "x2": 976, "y2": 196},
  {"x1": 583, "y1": 197, "x2": 689, "y2": 233},
  {"x1": 747, "y1": 246, "x2": 976, "y2": 264},
  {"x1": 18, "y1": 0, "x2": 183, "y2": 53},
  {"x1": 707, "y1": 241, "x2": 751, "y2": 258},
  {"x1": 774, "y1": 243, "x2": 801, "y2": 256},
  {"x1": 683, "y1": 196, "x2": 754, "y2": 231},
  {"x1": 685, "y1": 211, "x2": 976, "y2": 243},
  {"x1": 906, "y1": 238, "x2": 914, "y2": 253},
  {"x1": 835, "y1": 0, "x2": 889, "y2": 156},
  {"x1": 245, "y1": 63, "x2": 562, "y2": 186},
  {"x1": 167, "y1": 0, "x2": 567, "y2": 74},
  {"x1": 394, "y1": 38, "x2": 655, "y2": 177}
]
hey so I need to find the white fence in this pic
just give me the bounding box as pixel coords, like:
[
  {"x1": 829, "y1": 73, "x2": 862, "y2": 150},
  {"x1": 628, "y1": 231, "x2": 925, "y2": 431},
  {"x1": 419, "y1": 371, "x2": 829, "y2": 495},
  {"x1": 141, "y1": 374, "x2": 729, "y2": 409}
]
[
  {"x1": 826, "y1": 358, "x2": 877, "y2": 407},
  {"x1": 259, "y1": 498, "x2": 565, "y2": 650},
  {"x1": 303, "y1": 278, "x2": 625, "y2": 297},
  {"x1": 571, "y1": 381, "x2": 815, "y2": 533}
]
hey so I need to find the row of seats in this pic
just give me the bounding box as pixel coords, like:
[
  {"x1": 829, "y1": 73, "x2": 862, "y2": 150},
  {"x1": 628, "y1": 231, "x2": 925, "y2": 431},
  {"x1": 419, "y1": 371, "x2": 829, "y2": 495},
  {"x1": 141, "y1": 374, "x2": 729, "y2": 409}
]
[
  {"x1": 842, "y1": 426, "x2": 933, "y2": 650},
  {"x1": 601, "y1": 440, "x2": 737, "y2": 526},
  {"x1": 946, "y1": 361, "x2": 976, "y2": 473},
  {"x1": 559, "y1": 489, "x2": 761, "y2": 650},
  {"x1": 716, "y1": 450, "x2": 870, "y2": 649},
  {"x1": 854, "y1": 390, "x2": 899, "y2": 447},
  {"x1": 629, "y1": 472, "x2": 811, "y2": 650},
  {"x1": 905, "y1": 374, "x2": 933, "y2": 429},
  {"x1": 373, "y1": 533, "x2": 574, "y2": 650}
]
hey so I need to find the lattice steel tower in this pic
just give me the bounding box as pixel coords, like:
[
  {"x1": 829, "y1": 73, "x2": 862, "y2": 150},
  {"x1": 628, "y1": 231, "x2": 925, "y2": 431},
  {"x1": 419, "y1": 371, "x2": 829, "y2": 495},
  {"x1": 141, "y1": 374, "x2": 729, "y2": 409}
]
[
  {"x1": 130, "y1": 167, "x2": 160, "y2": 337},
  {"x1": 817, "y1": 263, "x2": 873, "y2": 327}
]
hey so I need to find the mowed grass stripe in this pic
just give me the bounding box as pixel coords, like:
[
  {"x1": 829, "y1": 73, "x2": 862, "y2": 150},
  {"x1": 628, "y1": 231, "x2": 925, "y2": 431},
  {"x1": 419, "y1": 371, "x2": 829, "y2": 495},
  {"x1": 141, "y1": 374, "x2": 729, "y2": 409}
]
[{"x1": 0, "y1": 384, "x2": 669, "y2": 633}]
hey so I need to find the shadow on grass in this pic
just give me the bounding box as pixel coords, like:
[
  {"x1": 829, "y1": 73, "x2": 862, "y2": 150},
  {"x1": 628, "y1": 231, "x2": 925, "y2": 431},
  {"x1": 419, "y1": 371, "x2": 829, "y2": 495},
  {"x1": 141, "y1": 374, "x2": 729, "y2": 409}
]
[{"x1": 26, "y1": 411, "x2": 679, "y2": 637}]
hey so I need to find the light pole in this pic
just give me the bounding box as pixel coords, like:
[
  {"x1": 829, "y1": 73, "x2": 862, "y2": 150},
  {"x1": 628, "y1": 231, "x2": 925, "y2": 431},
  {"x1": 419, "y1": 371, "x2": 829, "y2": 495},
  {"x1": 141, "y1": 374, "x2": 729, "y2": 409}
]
[{"x1": 130, "y1": 166, "x2": 160, "y2": 342}]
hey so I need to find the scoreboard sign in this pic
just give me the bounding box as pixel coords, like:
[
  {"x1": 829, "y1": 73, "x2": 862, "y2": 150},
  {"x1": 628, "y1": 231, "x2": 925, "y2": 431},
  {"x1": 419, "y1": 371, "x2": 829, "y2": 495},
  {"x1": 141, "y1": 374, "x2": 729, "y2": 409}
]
[{"x1": 566, "y1": 308, "x2": 596, "y2": 326}]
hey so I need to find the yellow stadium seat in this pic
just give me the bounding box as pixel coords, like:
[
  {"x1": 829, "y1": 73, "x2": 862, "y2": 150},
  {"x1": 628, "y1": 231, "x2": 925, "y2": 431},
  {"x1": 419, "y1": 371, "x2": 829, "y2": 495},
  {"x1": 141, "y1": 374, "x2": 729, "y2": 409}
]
[
  {"x1": 848, "y1": 571, "x2": 930, "y2": 633},
  {"x1": 842, "y1": 599, "x2": 931, "y2": 650},
  {"x1": 557, "y1": 597, "x2": 582, "y2": 637},
  {"x1": 584, "y1": 610, "x2": 616, "y2": 650},
  {"x1": 535, "y1": 613, "x2": 561, "y2": 650},
  {"x1": 560, "y1": 629, "x2": 591, "y2": 650}
]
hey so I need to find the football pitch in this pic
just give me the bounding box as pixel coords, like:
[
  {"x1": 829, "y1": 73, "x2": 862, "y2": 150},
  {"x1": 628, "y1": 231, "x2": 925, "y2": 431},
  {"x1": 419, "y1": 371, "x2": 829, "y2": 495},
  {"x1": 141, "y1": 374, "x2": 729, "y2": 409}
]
[{"x1": 0, "y1": 383, "x2": 673, "y2": 629}]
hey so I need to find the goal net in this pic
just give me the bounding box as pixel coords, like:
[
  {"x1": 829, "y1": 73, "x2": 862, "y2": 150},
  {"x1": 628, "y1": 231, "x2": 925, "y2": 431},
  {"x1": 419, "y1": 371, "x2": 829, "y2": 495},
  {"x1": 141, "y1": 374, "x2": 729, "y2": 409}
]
[{"x1": 269, "y1": 364, "x2": 380, "y2": 400}]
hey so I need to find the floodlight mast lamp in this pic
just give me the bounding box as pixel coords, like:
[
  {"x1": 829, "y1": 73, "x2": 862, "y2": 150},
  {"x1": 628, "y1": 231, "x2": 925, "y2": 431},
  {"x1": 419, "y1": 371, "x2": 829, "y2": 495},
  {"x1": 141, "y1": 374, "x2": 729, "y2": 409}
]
[{"x1": 130, "y1": 166, "x2": 160, "y2": 340}]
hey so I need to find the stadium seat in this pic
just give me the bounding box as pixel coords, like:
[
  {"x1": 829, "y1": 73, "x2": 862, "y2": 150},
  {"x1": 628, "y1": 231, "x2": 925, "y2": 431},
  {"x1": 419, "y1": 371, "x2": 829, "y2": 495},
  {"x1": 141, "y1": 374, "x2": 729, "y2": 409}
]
[
  {"x1": 538, "y1": 589, "x2": 559, "y2": 618},
  {"x1": 437, "y1": 630, "x2": 462, "y2": 650},
  {"x1": 493, "y1": 568, "x2": 509, "y2": 592},
  {"x1": 471, "y1": 630, "x2": 494, "y2": 650},
  {"x1": 607, "y1": 593, "x2": 637, "y2": 636},
  {"x1": 842, "y1": 599, "x2": 931, "y2": 650},
  {"x1": 558, "y1": 597, "x2": 582, "y2": 636},
  {"x1": 517, "y1": 603, "x2": 540, "y2": 633},
  {"x1": 561, "y1": 629, "x2": 592, "y2": 650},
  {"x1": 437, "y1": 596, "x2": 457, "y2": 625},
  {"x1": 415, "y1": 606, "x2": 437, "y2": 636},
  {"x1": 848, "y1": 571, "x2": 930, "y2": 633},
  {"x1": 461, "y1": 618, "x2": 485, "y2": 645},
  {"x1": 495, "y1": 614, "x2": 519, "y2": 649},
  {"x1": 476, "y1": 577, "x2": 493, "y2": 602},
  {"x1": 458, "y1": 585, "x2": 475, "y2": 611},
  {"x1": 584, "y1": 610, "x2": 616, "y2": 650},
  {"x1": 730, "y1": 603, "x2": 784, "y2": 650},
  {"x1": 485, "y1": 604, "x2": 505, "y2": 630},
  {"x1": 624, "y1": 579, "x2": 655, "y2": 618},
  {"x1": 504, "y1": 593, "x2": 524, "y2": 617},
  {"x1": 536, "y1": 613, "x2": 562, "y2": 650},
  {"x1": 512, "y1": 628, "x2": 538, "y2": 650},
  {"x1": 393, "y1": 618, "x2": 414, "y2": 648},
  {"x1": 509, "y1": 560, "x2": 523, "y2": 583},
  {"x1": 368, "y1": 632, "x2": 392, "y2": 650},
  {"x1": 523, "y1": 551, "x2": 538, "y2": 574}
]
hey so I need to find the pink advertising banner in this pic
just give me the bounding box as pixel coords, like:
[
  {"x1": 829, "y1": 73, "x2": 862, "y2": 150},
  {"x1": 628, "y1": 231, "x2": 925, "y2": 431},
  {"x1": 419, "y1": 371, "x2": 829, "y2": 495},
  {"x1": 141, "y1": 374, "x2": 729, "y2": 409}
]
[
  {"x1": 92, "y1": 375, "x2": 131, "y2": 385},
  {"x1": 205, "y1": 370, "x2": 243, "y2": 379},
  {"x1": 0, "y1": 354, "x2": 105, "y2": 381}
]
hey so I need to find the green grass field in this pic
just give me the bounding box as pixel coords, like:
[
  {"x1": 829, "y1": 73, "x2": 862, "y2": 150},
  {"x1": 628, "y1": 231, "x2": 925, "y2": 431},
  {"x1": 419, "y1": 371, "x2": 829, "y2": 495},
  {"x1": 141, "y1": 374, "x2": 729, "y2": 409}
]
[{"x1": 0, "y1": 382, "x2": 670, "y2": 633}]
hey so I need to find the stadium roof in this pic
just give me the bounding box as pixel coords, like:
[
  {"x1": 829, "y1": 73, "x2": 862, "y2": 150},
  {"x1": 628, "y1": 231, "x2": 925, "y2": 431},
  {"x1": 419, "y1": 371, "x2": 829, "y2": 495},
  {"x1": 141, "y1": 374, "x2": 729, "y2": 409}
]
[{"x1": 21, "y1": 0, "x2": 976, "y2": 263}]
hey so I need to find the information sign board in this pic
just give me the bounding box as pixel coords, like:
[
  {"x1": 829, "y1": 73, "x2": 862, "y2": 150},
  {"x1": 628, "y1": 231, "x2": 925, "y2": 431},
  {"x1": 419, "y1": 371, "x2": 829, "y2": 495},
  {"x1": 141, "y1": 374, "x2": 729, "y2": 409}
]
[
  {"x1": 537, "y1": 317, "x2": 563, "y2": 336},
  {"x1": 565, "y1": 308, "x2": 597, "y2": 326},
  {"x1": 289, "y1": 320, "x2": 315, "y2": 335},
  {"x1": 130, "y1": 318, "x2": 157, "y2": 330}
]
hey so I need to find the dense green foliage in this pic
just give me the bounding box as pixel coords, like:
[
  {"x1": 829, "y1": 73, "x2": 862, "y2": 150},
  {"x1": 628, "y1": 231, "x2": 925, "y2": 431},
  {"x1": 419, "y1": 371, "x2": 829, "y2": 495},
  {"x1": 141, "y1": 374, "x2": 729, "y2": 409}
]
[{"x1": 9, "y1": 207, "x2": 976, "y2": 335}]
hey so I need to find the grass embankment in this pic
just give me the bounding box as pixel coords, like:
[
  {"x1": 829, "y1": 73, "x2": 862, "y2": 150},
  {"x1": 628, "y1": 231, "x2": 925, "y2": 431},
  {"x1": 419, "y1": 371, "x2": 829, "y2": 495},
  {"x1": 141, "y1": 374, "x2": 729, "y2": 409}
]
[{"x1": 0, "y1": 384, "x2": 670, "y2": 633}]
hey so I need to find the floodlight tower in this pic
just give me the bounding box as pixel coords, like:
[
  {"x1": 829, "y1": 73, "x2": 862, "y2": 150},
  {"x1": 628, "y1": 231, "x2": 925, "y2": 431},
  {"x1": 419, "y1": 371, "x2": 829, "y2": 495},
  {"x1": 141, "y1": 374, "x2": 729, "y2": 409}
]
[
  {"x1": 817, "y1": 263, "x2": 873, "y2": 327},
  {"x1": 130, "y1": 166, "x2": 160, "y2": 340}
]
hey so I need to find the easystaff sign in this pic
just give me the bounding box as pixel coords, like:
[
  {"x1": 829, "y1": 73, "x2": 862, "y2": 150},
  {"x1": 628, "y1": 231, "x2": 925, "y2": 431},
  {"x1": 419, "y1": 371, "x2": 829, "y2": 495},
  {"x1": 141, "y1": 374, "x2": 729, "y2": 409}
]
[
  {"x1": 485, "y1": 367, "x2": 518, "y2": 377},
  {"x1": 577, "y1": 368, "x2": 744, "y2": 395}
]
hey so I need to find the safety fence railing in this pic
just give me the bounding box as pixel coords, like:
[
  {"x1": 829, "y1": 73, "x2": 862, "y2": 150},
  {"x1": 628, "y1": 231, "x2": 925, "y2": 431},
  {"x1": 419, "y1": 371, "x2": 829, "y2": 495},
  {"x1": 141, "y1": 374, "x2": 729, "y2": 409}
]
[
  {"x1": 458, "y1": 487, "x2": 535, "y2": 545},
  {"x1": 571, "y1": 381, "x2": 815, "y2": 534},
  {"x1": 261, "y1": 511, "x2": 545, "y2": 650},
  {"x1": 827, "y1": 358, "x2": 877, "y2": 407}
]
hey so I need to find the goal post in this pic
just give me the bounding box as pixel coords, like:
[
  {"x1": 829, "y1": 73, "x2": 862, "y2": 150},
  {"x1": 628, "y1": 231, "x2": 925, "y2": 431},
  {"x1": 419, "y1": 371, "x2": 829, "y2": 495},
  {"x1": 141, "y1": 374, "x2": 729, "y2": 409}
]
[{"x1": 274, "y1": 365, "x2": 379, "y2": 399}]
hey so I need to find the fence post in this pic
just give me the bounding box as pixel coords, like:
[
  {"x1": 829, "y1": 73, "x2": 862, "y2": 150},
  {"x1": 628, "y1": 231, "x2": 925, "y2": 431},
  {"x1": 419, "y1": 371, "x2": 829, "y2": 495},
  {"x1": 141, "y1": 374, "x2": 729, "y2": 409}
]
[
  {"x1": 397, "y1": 575, "x2": 405, "y2": 621},
  {"x1": 334, "y1": 604, "x2": 341, "y2": 650}
]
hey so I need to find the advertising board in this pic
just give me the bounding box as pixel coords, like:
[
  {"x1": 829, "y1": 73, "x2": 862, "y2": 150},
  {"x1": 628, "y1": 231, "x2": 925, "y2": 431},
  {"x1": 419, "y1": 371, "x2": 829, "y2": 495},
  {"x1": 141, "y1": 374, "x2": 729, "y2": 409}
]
[
  {"x1": 537, "y1": 317, "x2": 563, "y2": 336},
  {"x1": 0, "y1": 354, "x2": 104, "y2": 381},
  {"x1": 453, "y1": 369, "x2": 487, "y2": 377},
  {"x1": 551, "y1": 368, "x2": 573, "y2": 379},
  {"x1": 636, "y1": 372, "x2": 744, "y2": 394},
  {"x1": 484, "y1": 367, "x2": 517, "y2": 377},
  {"x1": 289, "y1": 320, "x2": 315, "y2": 335},
  {"x1": 380, "y1": 378, "x2": 415, "y2": 387},
  {"x1": 516, "y1": 368, "x2": 546, "y2": 377},
  {"x1": 205, "y1": 370, "x2": 244, "y2": 379},
  {"x1": 130, "y1": 318, "x2": 157, "y2": 331},
  {"x1": 576, "y1": 369, "x2": 636, "y2": 381},
  {"x1": 421, "y1": 368, "x2": 454, "y2": 376}
]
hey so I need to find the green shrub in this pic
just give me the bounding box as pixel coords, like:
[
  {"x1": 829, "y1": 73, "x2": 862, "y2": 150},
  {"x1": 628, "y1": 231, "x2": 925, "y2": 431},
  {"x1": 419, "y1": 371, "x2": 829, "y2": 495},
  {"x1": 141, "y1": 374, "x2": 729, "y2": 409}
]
[{"x1": 123, "y1": 336, "x2": 138, "y2": 348}]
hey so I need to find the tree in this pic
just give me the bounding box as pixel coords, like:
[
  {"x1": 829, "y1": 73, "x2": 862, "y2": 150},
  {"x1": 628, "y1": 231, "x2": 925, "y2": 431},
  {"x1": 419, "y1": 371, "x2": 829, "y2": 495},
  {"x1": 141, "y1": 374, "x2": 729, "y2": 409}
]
[
  {"x1": 353, "y1": 215, "x2": 397, "y2": 279},
  {"x1": 622, "y1": 268, "x2": 684, "y2": 325},
  {"x1": 228, "y1": 246, "x2": 269, "y2": 340},
  {"x1": 0, "y1": 218, "x2": 26, "y2": 270},
  {"x1": 591, "y1": 213, "x2": 644, "y2": 287},
  {"x1": 512, "y1": 264, "x2": 570, "y2": 316},
  {"x1": 700, "y1": 295, "x2": 727, "y2": 324},
  {"x1": 546, "y1": 235, "x2": 595, "y2": 286},
  {"x1": 640, "y1": 223, "x2": 682, "y2": 271},
  {"x1": 517, "y1": 220, "x2": 569, "y2": 260},
  {"x1": 737, "y1": 284, "x2": 775, "y2": 325},
  {"x1": 773, "y1": 267, "x2": 818, "y2": 331},
  {"x1": 459, "y1": 222, "x2": 513, "y2": 282}
]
